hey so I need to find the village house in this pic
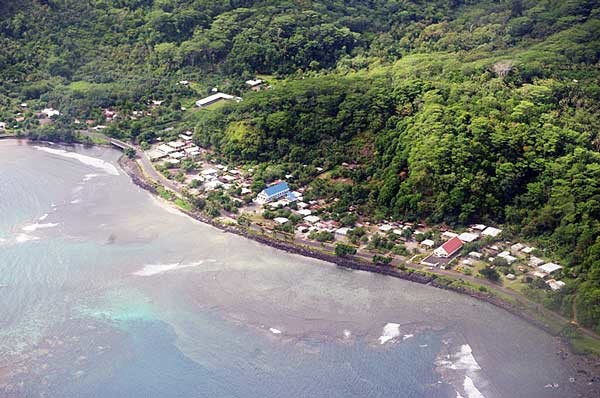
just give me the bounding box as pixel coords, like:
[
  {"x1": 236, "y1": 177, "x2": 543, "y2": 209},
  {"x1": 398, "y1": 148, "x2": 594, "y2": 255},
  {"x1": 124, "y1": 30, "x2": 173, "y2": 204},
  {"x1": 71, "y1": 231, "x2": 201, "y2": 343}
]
[
  {"x1": 245, "y1": 78, "x2": 264, "y2": 91},
  {"x1": 521, "y1": 246, "x2": 535, "y2": 254},
  {"x1": 537, "y1": 262, "x2": 562, "y2": 275},
  {"x1": 41, "y1": 108, "x2": 60, "y2": 118},
  {"x1": 470, "y1": 224, "x2": 486, "y2": 231},
  {"x1": 421, "y1": 239, "x2": 435, "y2": 248},
  {"x1": 442, "y1": 231, "x2": 459, "y2": 240},
  {"x1": 335, "y1": 227, "x2": 351, "y2": 236},
  {"x1": 273, "y1": 217, "x2": 289, "y2": 225},
  {"x1": 482, "y1": 226, "x2": 502, "y2": 237},
  {"x1": 147, "y1": 149, "x2": 167, "y2": 161},
  {"x1": 303, "y1": 215, "x2": 320, "y2": 224},
  {"x1": 468, "y1": 251, "x2": 482, "y2": 259},
  {"x1": 167, "y1": 140, "x2": 186, "y2": 150},
  {"x1": 497, "y1": 251, "x2": 517, "y2": 264},
  {"x1": 201, "y1": 168, "x2": 219, "y2": 177},
  {"x1": 546, "y1": 279, "x2": 566, "y2": 291},
  {"x1": 529, "y1": 256, "x2": 545, "y2": 267},
  {"x1": 458, "y1": 232, "x2": 479, "y2": 243},
  {"x1": 434, "y1": 236, "x2": 463, "y2": 258},
  {"x1": 511, "y1": 243, "x2": 525, "y2": 252},
  {"x1": 255, "y1": 181, "x2": 290, "y2": 204},
  {"x1": 157, "y1": 144, "x2": 176, "y2": 155},
  {"x1": 195, "y1": 92, "x2": 242, "y2": 108},
  {"x1": 379, "y1": 224, "x2": 393, "y2": 233},
  {"x1": 184, "y1": 146, "x2": 200, "y2": 158},
  {"x1": 179, "y1": 133, "x2": 193, "y2": 142}
]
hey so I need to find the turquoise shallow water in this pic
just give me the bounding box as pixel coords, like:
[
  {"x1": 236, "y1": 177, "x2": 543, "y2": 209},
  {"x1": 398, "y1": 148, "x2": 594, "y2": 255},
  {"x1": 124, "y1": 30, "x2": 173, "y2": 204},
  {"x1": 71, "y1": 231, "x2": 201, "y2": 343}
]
[{"x1": 0, "y1": 141, "x2": 590, "y2": 397}]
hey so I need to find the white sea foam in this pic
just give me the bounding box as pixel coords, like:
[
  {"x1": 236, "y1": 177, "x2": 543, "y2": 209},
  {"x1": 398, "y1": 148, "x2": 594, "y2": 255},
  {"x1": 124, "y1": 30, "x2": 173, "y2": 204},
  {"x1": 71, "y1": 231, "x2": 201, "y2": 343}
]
[
  {"x1": 22, "y1": 223, "x2": 58, "y2": 232},
  {"x1": 70, "y1": 199, "x2": 82, "y2": 204},
  {"x1": 343, "y1": 329, "x2": 352, "y2": 338},
  {"x1": 378, "y1": 323, "x2": 401, "y2": 344},
  {"x1": 83, "y1": 173, "x2": 99, "y2": 181},
  {"x1": 463, "y1": 376, "x2": 485, "y2": 398},
  {"x1": 38, "y1": 213, "x2": 49, "y2": 221},
  {"x1": 452, "y1": 345, "x2": 481, "y2": 371},
  {"x1": 15, "y1": 233, "x2": 39, "y2": 243},
  {"x1": 35, "y1": 146, "x2": 119, "y2": 175},
  {"x1": 456, "y1": 391, "x2": 465, "y2": 398},
  {"x1": 269, "y1": 328, "x2": 282, "y2": 334},
  {"x1": 132, "y1": 261, "x2": 204, "y2": 276},
  {"x1": 437, "y1": 344, "x2": 481, "y2": 372},
  {"x1": 403, "y1": 334, "x2": 414, "y2": 340}
]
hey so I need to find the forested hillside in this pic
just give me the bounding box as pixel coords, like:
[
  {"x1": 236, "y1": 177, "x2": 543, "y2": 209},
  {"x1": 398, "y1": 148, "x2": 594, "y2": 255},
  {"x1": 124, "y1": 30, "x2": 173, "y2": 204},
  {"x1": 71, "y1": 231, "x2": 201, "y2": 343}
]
[{"x1": 1, "y1": 1, "x2": 600, "y2": 331}]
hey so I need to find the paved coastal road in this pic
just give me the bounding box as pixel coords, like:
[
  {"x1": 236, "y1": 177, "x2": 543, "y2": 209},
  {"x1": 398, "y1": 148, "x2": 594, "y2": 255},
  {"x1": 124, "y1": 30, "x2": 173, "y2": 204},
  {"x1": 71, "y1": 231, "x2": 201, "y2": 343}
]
[{"x1": 81, "y1": 130, "x2": 182, "y2": 195}]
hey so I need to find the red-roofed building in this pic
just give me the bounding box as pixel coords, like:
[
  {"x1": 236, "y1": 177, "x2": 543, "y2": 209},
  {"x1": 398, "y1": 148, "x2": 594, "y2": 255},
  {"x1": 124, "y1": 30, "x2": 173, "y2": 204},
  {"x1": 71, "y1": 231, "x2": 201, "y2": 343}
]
[{"x1": 434, "y1": 236, "x2": 463, "y2": 258}]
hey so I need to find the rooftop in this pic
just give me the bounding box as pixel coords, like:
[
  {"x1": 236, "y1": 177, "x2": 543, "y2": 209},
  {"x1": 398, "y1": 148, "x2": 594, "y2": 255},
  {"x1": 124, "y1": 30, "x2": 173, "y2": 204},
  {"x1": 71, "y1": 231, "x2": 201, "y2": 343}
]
[
  {"x1": 262, "y1": 181, "x2": 289, "y2": 197},
  {"x1": 439, "y1": 236, "x2": 463, "y2": 255},
  {"x1": 538, "y1": 262, "x2": 562, "y2": 274},
  {"x1": 196, "y1": 92, "x2": 241, "y2": 107}
]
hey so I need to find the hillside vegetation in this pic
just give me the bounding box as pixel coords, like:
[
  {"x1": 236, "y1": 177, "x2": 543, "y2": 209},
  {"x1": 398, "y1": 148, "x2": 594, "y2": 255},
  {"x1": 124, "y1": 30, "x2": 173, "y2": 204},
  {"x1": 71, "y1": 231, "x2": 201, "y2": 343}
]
[{"x1": 1, "y1": 1, "x2": 600, "y2": 332}]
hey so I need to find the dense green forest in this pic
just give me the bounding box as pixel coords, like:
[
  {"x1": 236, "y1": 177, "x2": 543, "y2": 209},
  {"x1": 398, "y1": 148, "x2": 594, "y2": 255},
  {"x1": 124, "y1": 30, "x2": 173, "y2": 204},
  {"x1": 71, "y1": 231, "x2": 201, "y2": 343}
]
[{"x1": 1, "y1": 1, "x2": 600, "y2": 331}]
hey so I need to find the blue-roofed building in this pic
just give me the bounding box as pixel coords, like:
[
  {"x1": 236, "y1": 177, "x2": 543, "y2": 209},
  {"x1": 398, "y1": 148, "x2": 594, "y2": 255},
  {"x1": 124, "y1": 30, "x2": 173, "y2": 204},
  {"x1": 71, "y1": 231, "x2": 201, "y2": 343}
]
[
  {"x1": 286, "y1": 191, "x2": 300, "y2": 202},
  {"x1": 256, "y1": 181, "x2": 289, "y2": 204}
]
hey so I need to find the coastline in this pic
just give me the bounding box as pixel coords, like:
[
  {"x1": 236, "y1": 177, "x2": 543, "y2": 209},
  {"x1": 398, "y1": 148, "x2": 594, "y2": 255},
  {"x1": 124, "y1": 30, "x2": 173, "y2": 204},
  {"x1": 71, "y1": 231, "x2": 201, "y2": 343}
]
[
  {"x1": 117, "y1": 154, "x2": 600, "y2": 362},
  {"x1": 5, "y1": 136, "x2": 600, "y2": 379}
]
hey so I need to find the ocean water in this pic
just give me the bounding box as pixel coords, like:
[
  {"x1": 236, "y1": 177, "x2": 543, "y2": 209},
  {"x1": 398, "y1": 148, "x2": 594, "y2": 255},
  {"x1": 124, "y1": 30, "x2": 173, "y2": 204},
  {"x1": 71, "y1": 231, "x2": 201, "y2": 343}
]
[{"x1": 0, "y1": 140, "x2": 589, "y2": 397}]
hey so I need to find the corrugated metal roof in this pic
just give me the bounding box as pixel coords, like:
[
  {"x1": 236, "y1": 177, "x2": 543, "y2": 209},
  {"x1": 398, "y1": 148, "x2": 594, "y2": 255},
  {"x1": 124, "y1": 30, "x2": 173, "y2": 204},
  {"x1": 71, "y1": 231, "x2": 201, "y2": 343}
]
[
  {"x1": 262, "y1": 182, "x2": 289, "y2": 197},
  {"x1": 441, "y1": 236, "x2": 463, "y2": 255}
]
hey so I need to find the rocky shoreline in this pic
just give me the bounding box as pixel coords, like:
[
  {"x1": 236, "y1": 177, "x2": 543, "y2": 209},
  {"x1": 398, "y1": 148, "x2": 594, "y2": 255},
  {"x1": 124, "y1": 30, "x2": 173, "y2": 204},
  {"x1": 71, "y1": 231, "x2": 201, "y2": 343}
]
[
  {"x1": 117, "y1": 158, "x2": 588, "y2": 336},
  {"x1": 6, "y1": 138, "x2": 599, "y2": 389}
]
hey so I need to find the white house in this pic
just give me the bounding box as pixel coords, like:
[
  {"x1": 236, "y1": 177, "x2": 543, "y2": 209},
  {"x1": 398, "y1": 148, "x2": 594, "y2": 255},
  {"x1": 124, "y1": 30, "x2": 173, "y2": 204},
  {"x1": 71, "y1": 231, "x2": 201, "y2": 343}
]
[
  {"x1": 255, "y1": 182, "x2": 289, "y2": 204},
  {"x1": 157, "y1": 144, "x2": 176, "y2": 154},
  {"x1": 379, "y1": 224, "x2": 393, "y2": 232},
  {"x1": 167, "y1": 140, "x2": 186, "y2": 149},
  {"x1": 458, "y1": 232, "x2": 479, "y2": 243},
  {"x1": 471, "y1": 224, "x2": 486, "y2": 231},
  {"x1": 434, "y1": 236, "x2": 463, "y2": 258},
  {"x1": 421, "y1": 239, "x2": 435, "y2": 248},
  {"x1": 41, "y1": 108, "x2": 60, "y2": 118},
  {"x1": 529, "y1": 256, "x2": 545, "y2": 267},
  {"x1": 482, "y1": 226, "x2": 502, "y2": 237},
  {"x1": 147, "y1": 149, "x2": 167, "y2": 161},
  {"x1": 304, "y1": 215, "x2": 320, "y2": 224},
  {"x1": 497, "y1": 251, "x2": 517, "y2": 264},
  {"x1": 546, "y1": 279, "x2": 566, "y2": 291},
  {"x1": 468, "y1": 251, "x2": 482, "y2": 259},
  {"x1": 201, "y1": 168, "x2": 219, "y2": 176},
  {"x1": 538, "y1": 262, "x2": 562, "y2": 275},
  {"x1": 273, "y1": 217, "x2": 289, "y2": 225},
  {"x1": 442, "y1": 231, "x2": 459, "y2": 239},
  {"x1": 245, "y1": 78, "x2": 263, "y2": 87},
  {"x1": 335, "y1": 227, "x2": 351, "y2": 236},
  {"x1": 196, "y1": 92, "x2": 242, "y2": 108}
]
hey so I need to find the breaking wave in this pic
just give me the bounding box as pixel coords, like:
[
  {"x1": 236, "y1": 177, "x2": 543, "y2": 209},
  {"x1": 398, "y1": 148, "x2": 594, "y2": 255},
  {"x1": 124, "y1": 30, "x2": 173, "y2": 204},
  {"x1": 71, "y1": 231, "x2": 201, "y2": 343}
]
[
  {"x1": 132, "y1": 260, "x2": 206, "y2": 276},
  {"x1": 378, "y1": 323, "x2": 401, "y2": 344},
  {"x1": 22, "y1": 223, "x2": 58, "y2": 232},
  {"x1": 35, "y1": 146, "x2": 119, "y2": 175}
]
